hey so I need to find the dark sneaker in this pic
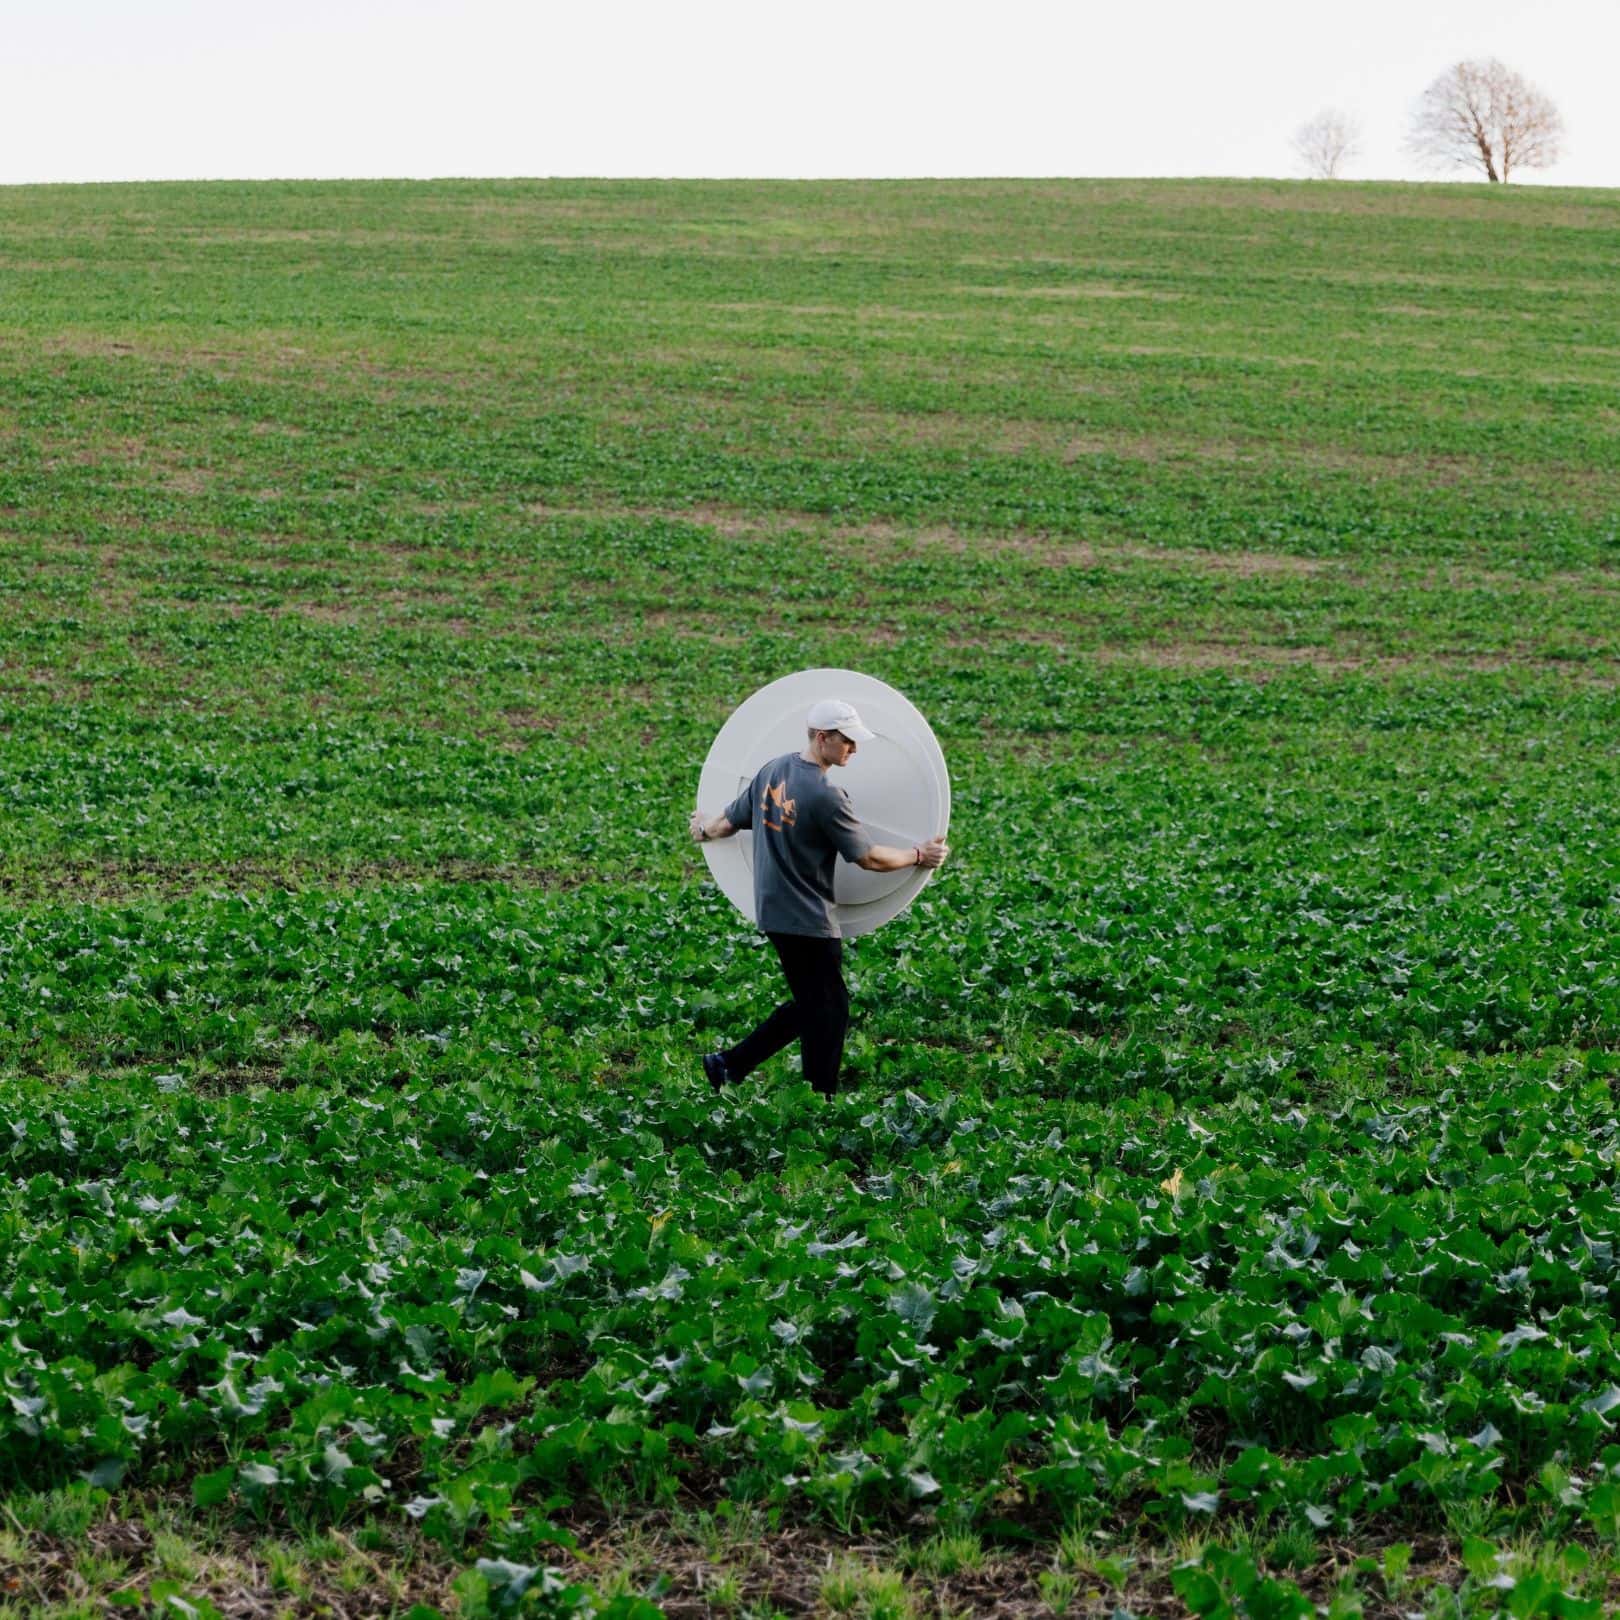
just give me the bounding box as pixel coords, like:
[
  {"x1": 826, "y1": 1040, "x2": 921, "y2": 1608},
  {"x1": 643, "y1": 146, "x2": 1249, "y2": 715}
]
[{"x1": 702, "y1": 1052, "x2": 733, "y2": 1091}]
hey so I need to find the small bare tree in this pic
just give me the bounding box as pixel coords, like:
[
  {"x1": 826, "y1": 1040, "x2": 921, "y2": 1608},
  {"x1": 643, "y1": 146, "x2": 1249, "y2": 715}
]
[
  {"x1": 1293, "y1": 109, "x2": 1362, "y2": 179},
  {"x1": 1407, "y1": 58, "x2": 1563, "y2": 182}
]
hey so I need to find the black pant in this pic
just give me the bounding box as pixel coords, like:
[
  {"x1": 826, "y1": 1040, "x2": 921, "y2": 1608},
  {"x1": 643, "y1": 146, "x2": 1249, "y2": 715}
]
[{"x1": 723, "y1": 933, "x2": 849, "y2": 1097}]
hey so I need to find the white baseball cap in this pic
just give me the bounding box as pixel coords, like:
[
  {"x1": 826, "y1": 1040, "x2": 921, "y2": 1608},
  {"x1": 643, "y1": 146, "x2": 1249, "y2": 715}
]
[{"x1": 807, "y1": 698, "x2": 876, "y2": 742}]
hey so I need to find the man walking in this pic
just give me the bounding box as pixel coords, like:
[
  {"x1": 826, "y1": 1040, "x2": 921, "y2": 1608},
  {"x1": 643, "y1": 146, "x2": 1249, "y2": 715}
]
[{"x1": 689, "y1": 697, "x2": 949, "y2": 1097}]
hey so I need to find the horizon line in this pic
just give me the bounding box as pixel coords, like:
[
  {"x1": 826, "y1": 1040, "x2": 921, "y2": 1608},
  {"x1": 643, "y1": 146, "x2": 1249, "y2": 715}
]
[{"x1": 1, "y1": 172, "x2": 1613, "y2": 194}]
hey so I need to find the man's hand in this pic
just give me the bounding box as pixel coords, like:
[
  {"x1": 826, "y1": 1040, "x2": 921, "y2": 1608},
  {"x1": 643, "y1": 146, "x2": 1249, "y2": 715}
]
[
  {"x1": 917, "y1": 834, "x2": 949, "y2": 869},
  {"x1": 690, "y1": 810, "x2": 735, "y2": 844}
]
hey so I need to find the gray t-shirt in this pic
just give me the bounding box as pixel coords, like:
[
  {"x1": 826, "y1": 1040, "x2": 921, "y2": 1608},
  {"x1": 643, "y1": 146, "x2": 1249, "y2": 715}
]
[{"x1": 723, "y1": 752, "x2": 874, "y2": 938}]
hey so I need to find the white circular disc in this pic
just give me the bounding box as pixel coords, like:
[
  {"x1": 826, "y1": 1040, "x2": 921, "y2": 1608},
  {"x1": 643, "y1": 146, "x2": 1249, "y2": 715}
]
[{"x1": 697, "y1": 668, "x2": 950, "y2": 939}]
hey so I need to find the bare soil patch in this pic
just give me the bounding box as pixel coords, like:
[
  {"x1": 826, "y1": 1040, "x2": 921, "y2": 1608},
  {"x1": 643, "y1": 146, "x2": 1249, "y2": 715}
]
[
  {"x1": 1088, "y1": 641, "x2": 1620, "y2": 683},
  {"x1": 525, "y1": 498, "x2": 1335, "y2": 579},
  {"x1": 0, "y1": 857, "x2": 595, "y2": 903},
  {"x1": 552, "y1": 1506, "x2": 1493, "y2": 1620},
  {"x1": 0, "y1": 1512, "x2": 455, "y2": 1618},
  {"x1": 155, "y1": 466, "x2": 216, "y2": 496},
  {"x1": 1093, "y1": 642, "x2": 1366, "y2": 674},
  {"x1": 958, "y1": 282, "x2": 1184, "y2": 302},
  {"x1": 0, "y1": 1484, "x2": 1572, "y2": 1620}
]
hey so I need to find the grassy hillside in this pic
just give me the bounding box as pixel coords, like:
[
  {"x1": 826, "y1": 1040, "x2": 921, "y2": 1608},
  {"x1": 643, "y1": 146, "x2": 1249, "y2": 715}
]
[{"x1": 0, "y1": 178, "x2": 1617, "y2": 1618}]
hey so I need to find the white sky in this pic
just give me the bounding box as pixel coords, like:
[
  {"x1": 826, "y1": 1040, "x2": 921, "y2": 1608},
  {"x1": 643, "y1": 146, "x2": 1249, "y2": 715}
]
[{"x1": 5, "y1": 0, "x2": 1614, "y2": 188}]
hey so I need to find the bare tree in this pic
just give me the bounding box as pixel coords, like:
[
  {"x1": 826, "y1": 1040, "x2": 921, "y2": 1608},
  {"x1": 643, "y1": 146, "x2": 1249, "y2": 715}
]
[
  {"x1": 1293, "y1": 109, "x2": 1362, "y2": 179},
  {"x1": 1407, "y1": 58, "x2": 1563, "y2": 182}
]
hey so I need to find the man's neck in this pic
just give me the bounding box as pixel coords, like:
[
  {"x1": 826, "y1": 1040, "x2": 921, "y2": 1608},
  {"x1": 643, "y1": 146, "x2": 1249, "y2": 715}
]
[{"x1": 799, "y1": 748, "x2": 829, "y2": 772}]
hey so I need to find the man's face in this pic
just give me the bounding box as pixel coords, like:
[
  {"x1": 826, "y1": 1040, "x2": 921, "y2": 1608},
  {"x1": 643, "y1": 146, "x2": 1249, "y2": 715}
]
[{"x1": 816, "y1": 729, "x2": 857, "y2": 766}]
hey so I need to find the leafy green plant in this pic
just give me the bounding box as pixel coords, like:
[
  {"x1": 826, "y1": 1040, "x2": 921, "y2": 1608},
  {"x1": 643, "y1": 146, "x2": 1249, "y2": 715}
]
[{"x1": 1, "y1": 172, "x2": 1618, "y2": 1613}]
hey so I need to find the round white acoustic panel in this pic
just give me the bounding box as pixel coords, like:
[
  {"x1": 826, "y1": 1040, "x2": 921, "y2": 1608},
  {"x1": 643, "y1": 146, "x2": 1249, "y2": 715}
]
[{"x1": 697, "y1": 668, "x2": 950, "y2": 939}]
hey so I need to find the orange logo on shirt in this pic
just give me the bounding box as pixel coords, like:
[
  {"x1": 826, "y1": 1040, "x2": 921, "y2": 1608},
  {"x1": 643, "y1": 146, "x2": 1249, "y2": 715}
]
[{"x1": 763, "y1": 780, "x2": 797, "y2": 831}]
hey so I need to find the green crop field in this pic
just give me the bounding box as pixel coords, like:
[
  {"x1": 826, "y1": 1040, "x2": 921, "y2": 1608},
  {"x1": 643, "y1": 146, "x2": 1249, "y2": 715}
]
[{"x1": 1, "y1": 177, "x2": 1618, "y2": 1619}]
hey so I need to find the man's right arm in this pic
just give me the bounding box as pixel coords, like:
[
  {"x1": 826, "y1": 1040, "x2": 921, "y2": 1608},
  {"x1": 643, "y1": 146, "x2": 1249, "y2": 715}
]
[
  {"x1": 857, "y1": 834, "x2": 949, "y2": 872},
  {"x1": 822, "y1": 784, "x2": 949, "y2": 873}
]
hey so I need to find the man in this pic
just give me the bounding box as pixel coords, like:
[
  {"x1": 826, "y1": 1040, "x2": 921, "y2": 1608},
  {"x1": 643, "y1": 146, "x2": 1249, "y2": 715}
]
[{"x1": 688, "y1": 697, "x2": 949, "y2": 1097}]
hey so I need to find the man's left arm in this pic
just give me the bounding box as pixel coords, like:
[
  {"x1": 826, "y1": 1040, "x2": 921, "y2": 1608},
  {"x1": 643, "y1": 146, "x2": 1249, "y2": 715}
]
[
  {"x1": 689, "y1": 810, "x2": 737, "y2": 843},
  {"x1": 690, "y1": 780, "x2": 751, "y2": 845}
]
